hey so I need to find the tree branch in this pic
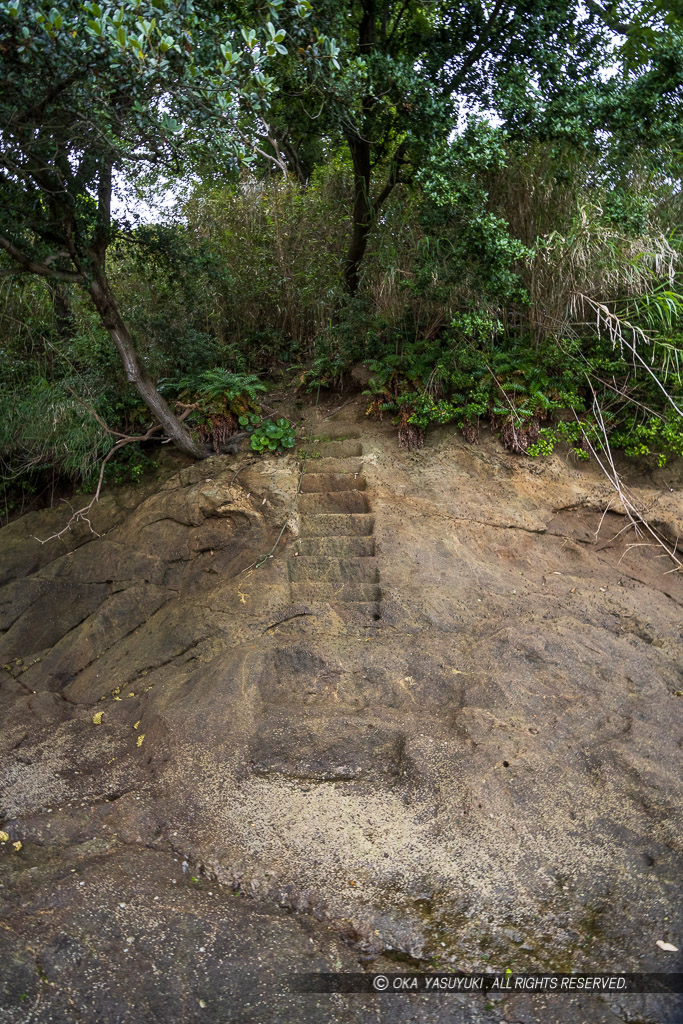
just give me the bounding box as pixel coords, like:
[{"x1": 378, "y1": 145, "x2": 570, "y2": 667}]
[
  {"x1": 12, "y1": 71, "x2": 84, "y2": 127},
  {"x1": 386, "y1": 0, "x2": 411, "y2": 46},
  {"x1": 0, "y1": 234, "x2": 83, "y2": 283},
  {"x1": 443, "y1": 0, "x2": 506, "y2": 96},
  {"x1": 91, "y1": 161, "x2": 112, "y2": 263},
  {"x1": 67, "y1": 387, "x2": 198, "y2": 440},
  {"x1": 584, "y1": 1, "x2": 631, "y2": 36},
  {"x1": 373, "y1": 143, "x2": 408, "y2": 212},
  {"x1": 269, "y1": 132, "x2": 308, "y2": 184}
]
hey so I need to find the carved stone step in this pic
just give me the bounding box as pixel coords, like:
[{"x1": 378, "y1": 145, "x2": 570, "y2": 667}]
[
  {"x1": 297, "y1": 458, "x2": 363, "y2": 475},
  {"x1": 288, "y1": 557, "x2": 379, "y2": 583},
  {"x1": 300, "y1": 474, "x2": 366, "y2": 493},
  {"x1": 314, "y1": 431, "x2": 361, "y2": 439},
  {"x1": 300, "y1": 440, "x2": 363, "y2": 458},
  {"x1": 289, "y1": 582, "x2": 381, "y2": 603},
  {"x1": 328, "y1": 602, "x2": 382, "y2": 624},
  {"x1": 296, "y1": 536, "x2": 375, "y2": 557},
  {"x1": 299, "y1": 514, "x2": 375, "y2": 537},
  {"x1": 297, "y1": 491, "x2": 370, "y2": 515}
]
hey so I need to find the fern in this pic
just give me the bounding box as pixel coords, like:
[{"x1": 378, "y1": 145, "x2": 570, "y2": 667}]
[{"x1": 163, "y1": 369, "x2": 266, "y2": 403}]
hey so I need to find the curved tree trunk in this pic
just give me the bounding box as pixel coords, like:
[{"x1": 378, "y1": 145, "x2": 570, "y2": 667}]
[{"x1": 88, "y1": 272, "x2": 206, "y2": 459}]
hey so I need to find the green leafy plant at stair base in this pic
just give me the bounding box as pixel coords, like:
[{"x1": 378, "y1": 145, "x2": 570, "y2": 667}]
[
  {"x1": 238, "y1": 411, "x2": 262, "y2": 432},
  {"x1": 250, "y1": 418, "x2": 296, "y2": 454}
]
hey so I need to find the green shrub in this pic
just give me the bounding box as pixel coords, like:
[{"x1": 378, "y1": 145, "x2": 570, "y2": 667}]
[
  {"x1": 301, "y1": 354, "x2": 348, "y2": 392},
  {"x1": 363, "y1": 322, "x2": 682, "y2": 463}
]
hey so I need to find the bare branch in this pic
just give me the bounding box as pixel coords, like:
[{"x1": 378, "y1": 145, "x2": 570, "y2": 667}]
[
  {"x1": 30, "y1": 397, "x2": 207, "y2": 544},
  {"x1": 31, "y1": 419, "x2": 165, "y2": 545},
  {"x1": 573, "y1": 405, "x2": 682, "y2": 572}
]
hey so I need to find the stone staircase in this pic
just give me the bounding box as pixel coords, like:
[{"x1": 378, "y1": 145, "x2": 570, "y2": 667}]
[{"x1": 290, "y1": 436, "x2": 380, "y2": 623}]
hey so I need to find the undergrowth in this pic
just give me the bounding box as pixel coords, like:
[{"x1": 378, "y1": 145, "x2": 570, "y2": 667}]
[
  {"x1": 362, "y1": 319, "x2": 683, "y2": 464},
  {"x1": 2, "y1": 141, "x2": 682, "y2": 518}
]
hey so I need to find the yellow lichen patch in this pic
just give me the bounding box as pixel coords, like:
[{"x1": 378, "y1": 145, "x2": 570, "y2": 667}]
[
  {"x1": 133, "y1": 721, "x2": 141, "y2": 730},
  {"x1": 92, "y1": 711, "x2": 104, "y2": 725},
  {"x1": 12, "y1": 841, "x2": 22, "y2": 852},
  {"x1": 136, "y1": 734, "x2": 145, "y2": 747},
  {"x1": 0, "y1": 831, "x2": 9, "y2": 842}
]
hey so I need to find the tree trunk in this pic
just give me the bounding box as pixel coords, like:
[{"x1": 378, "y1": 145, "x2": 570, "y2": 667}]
[
  {"x1": 343, "y1": 136, "x2": 372, "y2": 294},
  {"x1": 343, "y1": 137, "x2": 404, "y2": 294},
  {"x1": 88, "y1": 272, "x2": 206, "y2": 459},
  {"x1": 48, "y1": 281, "x2": 76, "y2": 341},
  {"x1": 343, "y1": 1, "x2": 378, "y2": 294}
]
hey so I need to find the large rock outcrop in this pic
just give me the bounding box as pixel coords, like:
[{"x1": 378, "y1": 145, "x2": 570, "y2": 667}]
[{"x1": 1, "y1": 401, "x2": 681, "y2": 1023}]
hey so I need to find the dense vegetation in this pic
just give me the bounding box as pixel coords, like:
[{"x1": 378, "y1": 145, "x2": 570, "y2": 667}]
[{"x1": 1, "y1": 1, "x2": 682, "y2": 519}]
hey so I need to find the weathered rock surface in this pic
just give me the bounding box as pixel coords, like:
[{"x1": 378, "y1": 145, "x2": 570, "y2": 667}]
[{"x1": 1, "y1": 401, "x2": 681, "y2": 1023}]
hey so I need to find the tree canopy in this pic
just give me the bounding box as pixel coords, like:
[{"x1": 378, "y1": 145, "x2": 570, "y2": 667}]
[{"x1": 260, "y1": 1, "x2": 682, "y2": 290}]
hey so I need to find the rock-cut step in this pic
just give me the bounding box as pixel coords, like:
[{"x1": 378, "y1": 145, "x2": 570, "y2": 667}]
[
  {"x1": 298, "y1": 457, "x2": 363, "y2": 475},
  {"x1": 328, "y1": 602, "x2": 382, "y2": 624},
  {"x1": 297, "y1": 491, "x2": 370, "y2": 515},
  {"x1": 290, "y1": 433, "x2": 380, "y2": 621},
  {"x1": 289, "y1": 582, "x2": 381, "y2": 603},
  {"x1": 296, "y1": 536, "x2": 375, "y2": 557},
  {"x1": 288, "y1": 557, "x2": 379, "y2": 584},
  {"x1": 302, "y1": 440, "x2": 363, "y2": 459},
  {"x1": 299, "y1": 514, "x2": 375, "y2": 537},
  {"x1": 300, "y1": 473, "x2": 366, "y2": 493}
]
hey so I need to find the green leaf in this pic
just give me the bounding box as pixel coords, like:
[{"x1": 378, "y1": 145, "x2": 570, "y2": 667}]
[{"x1": 161, "y1": 114, "x2": 181, "y2": 134}]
